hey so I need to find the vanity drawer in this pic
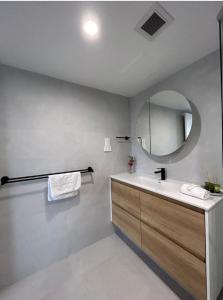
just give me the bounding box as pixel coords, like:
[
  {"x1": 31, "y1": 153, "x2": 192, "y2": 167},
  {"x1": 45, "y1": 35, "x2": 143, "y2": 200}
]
[
  {"x1": 140, "y1": 191, "x2": 205, "y2": 261},
  {"x1": 112, "y1": 203, "x2": 141, "y2": 247},
  {"x1": 141, "y1": 222, "x2": 206, "y2": 300},
  {"x1": 111, "y1": 180, "x2": 140, "y2": 218}
]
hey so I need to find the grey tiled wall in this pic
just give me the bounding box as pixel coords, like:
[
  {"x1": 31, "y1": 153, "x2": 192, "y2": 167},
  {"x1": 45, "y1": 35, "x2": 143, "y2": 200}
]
[
  {"x1": 131, "y1": 51, "x2": 222, "y2": 185},
  {"x1": 0, "y1": 65, "x2": 130, "y2": 288}
]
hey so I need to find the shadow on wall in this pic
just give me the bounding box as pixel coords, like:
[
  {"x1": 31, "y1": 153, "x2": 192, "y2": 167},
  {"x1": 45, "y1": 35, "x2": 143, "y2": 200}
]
[
  {"x1": 0, "y1": 63, "x2": 130, "y2": 288},
  {"x1": 0, "y1": 173, "x2": 94, "y2": 288},
  {"x1": 137, "y1": 101, "x2": 201, "y2": 164},
  {"x1": 0, "y1": 182, "x2": 47, "y2": 287}
]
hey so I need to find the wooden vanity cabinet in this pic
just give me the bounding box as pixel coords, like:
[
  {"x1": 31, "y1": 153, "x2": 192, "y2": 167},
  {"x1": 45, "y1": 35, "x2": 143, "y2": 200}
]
[
  {"x1": 140, "y1": 191, "x2": 206, "y2": 261},
  {"x1": 141, "y1": 222, "x2": 206, "y2": 300},
  {"x1": 112, "y1": 203, "x2": 141, "y2": 246},
  {"x1": 111, "y1": 179, "x2": 207, "y2": 300},
  {"x1": 111, "y1": 180, "x2": 140, "y2": 218}
]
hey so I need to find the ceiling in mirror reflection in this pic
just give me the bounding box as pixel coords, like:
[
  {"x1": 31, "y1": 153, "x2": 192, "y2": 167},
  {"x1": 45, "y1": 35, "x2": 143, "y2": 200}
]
[{"x1": 150, "y1": 90, "x2": 191, "y2": 112}]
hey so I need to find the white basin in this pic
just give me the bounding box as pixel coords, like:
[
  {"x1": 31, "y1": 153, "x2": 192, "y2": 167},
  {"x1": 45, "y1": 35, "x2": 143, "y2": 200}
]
[{"x1": 122, "y1": 174, "x2": 180, "y2": 194}]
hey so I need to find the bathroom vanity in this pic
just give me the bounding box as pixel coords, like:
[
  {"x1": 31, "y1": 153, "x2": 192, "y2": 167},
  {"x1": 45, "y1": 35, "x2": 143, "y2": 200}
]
[{"x1": 110, "y1": 173, "x2": 223, "y2": 300}]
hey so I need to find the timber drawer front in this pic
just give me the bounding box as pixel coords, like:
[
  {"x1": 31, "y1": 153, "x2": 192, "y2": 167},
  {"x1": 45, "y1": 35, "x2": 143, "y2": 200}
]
[
  {"x1": 111, "y1": 180, "x2": 140, "y2": 218},
  {"x1": 141, "y1": 223, "x2": 206, "y2": 300},
  {"x1": 112, "y1": 203, "x2": 141, "y2": 246},
  {"x1": 140, "y1": 191, "x2": 205, "y2": 261},
  {"x1": 111, "y1": 179, "x2": 207, "y2": 300}
]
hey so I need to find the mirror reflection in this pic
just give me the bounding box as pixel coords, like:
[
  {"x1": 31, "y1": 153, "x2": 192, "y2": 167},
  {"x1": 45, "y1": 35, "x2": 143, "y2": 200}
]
[{"x1": 137, "y1": 90, "x2": 192, "y2": 157}]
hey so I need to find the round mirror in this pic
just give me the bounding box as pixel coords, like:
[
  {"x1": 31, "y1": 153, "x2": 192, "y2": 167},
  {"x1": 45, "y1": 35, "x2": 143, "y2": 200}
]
[{"x1": 136, "y1": 90, "x2": 193, "y2": 157}]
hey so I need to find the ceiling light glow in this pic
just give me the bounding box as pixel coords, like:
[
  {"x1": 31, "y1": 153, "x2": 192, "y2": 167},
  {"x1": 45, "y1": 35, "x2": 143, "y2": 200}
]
[{"x1": 83, "y1": 20, "x2": 98, "y2": 36}]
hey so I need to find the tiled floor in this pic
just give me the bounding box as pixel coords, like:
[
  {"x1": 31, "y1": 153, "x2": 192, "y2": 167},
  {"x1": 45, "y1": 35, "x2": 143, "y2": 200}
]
[{"x1": 0, "y1": 234, "x2": 179, "y2": 300}]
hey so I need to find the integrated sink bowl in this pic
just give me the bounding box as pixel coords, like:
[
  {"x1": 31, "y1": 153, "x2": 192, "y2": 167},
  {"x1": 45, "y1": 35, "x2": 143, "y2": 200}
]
[{"x1": 120, "y1": 173, "x2": 181, "y2": 194}]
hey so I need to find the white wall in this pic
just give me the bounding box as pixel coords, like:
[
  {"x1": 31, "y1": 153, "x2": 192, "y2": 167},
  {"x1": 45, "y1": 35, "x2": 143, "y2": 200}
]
[
  {"x1": 0, "y1": 65, "x2": 130, "y2": 288},
  {"x1": 131, "y1": 51, "x2": 222, "y2": 185}
]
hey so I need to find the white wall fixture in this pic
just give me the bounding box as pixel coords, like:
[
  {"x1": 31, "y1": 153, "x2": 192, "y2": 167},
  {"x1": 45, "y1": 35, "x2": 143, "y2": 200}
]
[{"x1": 104, "y1": 137, "x2": 112, "y2": 152}]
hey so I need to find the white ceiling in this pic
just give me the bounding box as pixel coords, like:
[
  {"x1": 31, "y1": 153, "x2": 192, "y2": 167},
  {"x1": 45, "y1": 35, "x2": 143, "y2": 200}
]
[{"x1": 0, "y1": 1, "x2": 222, "y2": 97}]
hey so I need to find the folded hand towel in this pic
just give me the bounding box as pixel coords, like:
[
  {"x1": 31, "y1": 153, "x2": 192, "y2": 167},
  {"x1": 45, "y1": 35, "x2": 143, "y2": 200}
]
[
  {"x1": 48, "y1": 172, "x2": 81, "y2": 201},
  {"x1": 180, "y1": 183, "x2": 210, "y2": 200}
]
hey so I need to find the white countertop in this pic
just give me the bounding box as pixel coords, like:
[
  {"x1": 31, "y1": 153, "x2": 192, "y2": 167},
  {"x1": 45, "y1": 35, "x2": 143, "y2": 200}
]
[{"x1": 111, "y1": 172, "x2": 223, "y2": 212}]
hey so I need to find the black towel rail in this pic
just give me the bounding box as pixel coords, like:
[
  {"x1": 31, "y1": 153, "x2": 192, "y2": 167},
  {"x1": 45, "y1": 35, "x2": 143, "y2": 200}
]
[
  {"x1": 1, "y1": 166, "x2": 94, "y2": 186},
  {"x1": 116, "y1": 136, "x2": 131, "y2": 140}
]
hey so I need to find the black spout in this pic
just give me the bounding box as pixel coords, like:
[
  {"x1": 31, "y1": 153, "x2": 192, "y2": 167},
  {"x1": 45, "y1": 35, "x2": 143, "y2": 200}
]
[{"x1": 154, "y1": 168, "x2": 166, "y2": 180}]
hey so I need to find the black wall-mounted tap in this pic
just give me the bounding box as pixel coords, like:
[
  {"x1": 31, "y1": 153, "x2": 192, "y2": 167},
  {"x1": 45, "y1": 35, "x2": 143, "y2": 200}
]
[{"x1": 154, "y1": 168, "x2": 166, "y2": 180}]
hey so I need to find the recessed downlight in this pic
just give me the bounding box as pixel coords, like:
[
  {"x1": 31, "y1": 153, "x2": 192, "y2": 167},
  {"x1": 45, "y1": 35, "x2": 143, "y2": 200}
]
[{"x1": 83, "y1": 20, "x2": 98, "y2": 36}]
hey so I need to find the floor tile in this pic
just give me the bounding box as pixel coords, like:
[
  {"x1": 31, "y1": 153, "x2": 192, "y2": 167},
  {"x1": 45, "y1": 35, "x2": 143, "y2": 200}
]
[{"x1": 0, "y1": 234, "x2": 179, "y2": 300}]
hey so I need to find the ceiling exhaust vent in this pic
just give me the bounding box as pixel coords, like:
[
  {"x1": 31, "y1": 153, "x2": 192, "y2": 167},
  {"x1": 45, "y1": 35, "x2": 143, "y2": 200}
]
[{"x1": 135, "y1": 2, "x2": 174, "y2": 40}]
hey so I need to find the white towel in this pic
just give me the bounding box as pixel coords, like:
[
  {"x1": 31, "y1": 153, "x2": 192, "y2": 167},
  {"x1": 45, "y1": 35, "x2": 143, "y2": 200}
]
[
  {"x1": 48, "y1": 172, "x2": 81, "y2": 201},
  {"x1": 180, "y1": 183, "x2": 210, "y2": 200}
]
